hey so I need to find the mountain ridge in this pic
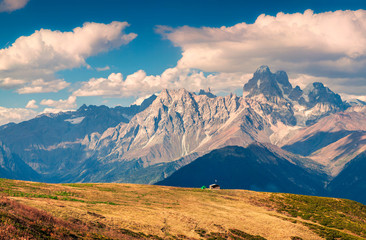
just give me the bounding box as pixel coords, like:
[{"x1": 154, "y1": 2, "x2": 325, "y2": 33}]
[{"x1": 1, "y1": 65, "x2": 365, "y2": 203}]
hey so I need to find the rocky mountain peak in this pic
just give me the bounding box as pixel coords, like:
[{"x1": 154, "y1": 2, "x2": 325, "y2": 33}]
[
  {"x1": 78, "y1": 104, "x2": 88, "y2": 111},
  {"x1": 255, "y1": 65, "x2": 271, "y2": 74},
  {"x1": 244, "y1": 66, "x2": 291, "y2": 99},
  {"x1": 138, "y1": 94, "x2": 158, "y2": 109},
  {"x1": 275, "y1": 70, "x2": 292, "y2": 95},
  {"x1": 157, "y1": 89, "x2": 172, "y2": 103},
  {"x1": 157, "y1": 88, "x2": 194, "y2": 103},
  {"x1": 196, "y1": 88, "x2": 216, "y2": 98},
  {"x1": 302, "y1": 82, "x2": 346, "y2": 109}
]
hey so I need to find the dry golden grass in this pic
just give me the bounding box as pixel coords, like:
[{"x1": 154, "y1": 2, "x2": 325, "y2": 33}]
[{"x1": 1, "y1": 178, "x2": 364, "y2": 239}]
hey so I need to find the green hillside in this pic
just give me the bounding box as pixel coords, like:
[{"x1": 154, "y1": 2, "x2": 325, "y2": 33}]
[{"x1": 0, "y1": 178, "x2": 365, "y2": 239}]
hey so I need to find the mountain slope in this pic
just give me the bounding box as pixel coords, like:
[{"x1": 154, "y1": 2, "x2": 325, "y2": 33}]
[
  {"x1": 327, "y1": 151, "x2": 366, "y2": 204},
  {"x1": 282, "y1": 107, "x2": 366, "y2": 176},
  {"x1": 243, "y1": 66, "x2": 348, "y2": 127},
  {"x1": 0, "y1": 142, "x2": 40, "y2": 181},
  {"x1": 92, "y1": 89, "x2": 273, "y2": 167},
  {"x1": 0, "y1": 196, "x2": 144, "y2": 239},
  {"x1": 0, "y1": 65, "x2": 358, "y2": 191},
  {"x1": 0, "y1": 96, "x2": 156, "y2": 182},
  {"x1": 157, "y1": 143, "x2": 327, "y2": 196},
  {"x1": 2, "y1": 178, "x2": 366, "y2": 240}
]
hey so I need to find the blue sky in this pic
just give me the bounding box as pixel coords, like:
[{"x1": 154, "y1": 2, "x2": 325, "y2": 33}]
[{"x1": 0, "y1": 0, "x2": 365, "y2": 124}]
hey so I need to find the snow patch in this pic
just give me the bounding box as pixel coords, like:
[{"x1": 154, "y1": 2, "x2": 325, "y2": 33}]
[
  {"x1": 181, "y1": 133, "x2": 188, "y2": 156},
  {"x1": 270, "y1": 122, "x2": 301, "y2": 146},
  {"x1": 143, "y1": 134, "x2": 156, "y2": 149},
  {"x1": 243, "y1": 91, "x2": 250, "y2": 98},
  {"x1": 122, "y1": 113, "x2": 133, "y2": 121},
  {"x1": 65, "y1": 117, "x2": 85, "y2": 124}
]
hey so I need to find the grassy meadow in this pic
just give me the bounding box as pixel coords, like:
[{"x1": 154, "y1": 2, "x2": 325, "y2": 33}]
[{"x1": 0, "y1": 178, "x2": 365, "y2": 239}]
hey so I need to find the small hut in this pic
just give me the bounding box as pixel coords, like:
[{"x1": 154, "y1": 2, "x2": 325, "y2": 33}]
[{"x1": 209, "y1": 184, "x2": 220, "y2": 190}]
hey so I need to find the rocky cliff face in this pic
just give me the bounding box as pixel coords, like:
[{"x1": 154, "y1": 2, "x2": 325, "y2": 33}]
[
  {"x1": 0, "y1": 65, "x2": 358, "y2": 187},
  {"x1": 243, "y1": 65, "x2": 348, "y2": 126},
  {"x1": 91, "y1": 89, "x2": 272, "y2": 167},
  {"x1": 0, "y1": 142, "x2": 40, "y2": 181},
  {"x1": 0, "y1": 96, "x2": 156, "y2": 181}
]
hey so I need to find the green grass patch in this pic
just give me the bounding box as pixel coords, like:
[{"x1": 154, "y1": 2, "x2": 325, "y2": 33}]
[
  {"x1": 269, "y1": 193, "x2": 366, "y2": 239},
  {"x1": 60, "y1": 197, "x2": 85, "y2": 203},
  {"x1": 54, "y1": 191, "x2": 79, "y2": 197},
  {"x1": 61, "y1": 183, "x2": 95, "y2": 188},
  {"x1": 0, "y1": 188, "x2": 58, "y2": 200},
  {"x1": 96, "y1": 187, "x2": 117, "y2": 192},
  {"x1": 303, "y1": 222, "x2": 362, "y2": 240}
]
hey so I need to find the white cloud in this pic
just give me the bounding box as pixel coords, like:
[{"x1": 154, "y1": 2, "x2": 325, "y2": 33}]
[
  {"x1": 0, "y1": 0, "x2": 29, "y2": 12},
  {"x1": 158, "y1": 10, "x2": 366, "y2": 95},
  {"x1": 339, "y1": 93, "x2": 366, "y2": 102},
  {"x1": 0, "y1": 21, "x2": 137, "y2": 93},
  {"x1": 17, "y1": 79, "x2": 70, "y2": 94},
  {"x1": 73, "y1": 68, "x2": 248, "y2": 98},
  {"x1": 0, "y1": 77, "x2": 26, "y2": 89},
  {"x1": 25, "y1": 99, "x2": 38, "y2": 109},
  {"x1": 41, "y1": 108, "x2": 73, "y2": 114},
  {"x1": 96, "y1": 66, "x2": 111, "y2": 71},
  {"x1": 159, "y1": 10, "x2": 366, "y2": 74},
  {"x1": 40, "y1": 96, "x2": 77, "y2": 110},
  {"x1": 0, "y1": 106, "x2": 37, "y2": 126}
]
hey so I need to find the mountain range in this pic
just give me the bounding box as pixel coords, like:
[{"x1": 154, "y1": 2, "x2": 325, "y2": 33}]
[{"x1": 1, "y1": 66, "x2": 366, "y2": 203}]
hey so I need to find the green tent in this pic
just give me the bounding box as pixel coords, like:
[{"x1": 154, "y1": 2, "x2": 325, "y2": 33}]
[{"x1": 201, "y1": 186, "x2": 207, "y2": 189}]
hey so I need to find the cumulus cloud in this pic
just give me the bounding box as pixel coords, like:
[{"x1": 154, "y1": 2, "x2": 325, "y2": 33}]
[
  {"x1": 73, "y1": 68, "x2": 249, "y2": 98},
  {"x1": 0, "y1": 77, "x2": 26, "y2": 89},
  {"x1": 0, "y1": 21, "x2": 137, "y2": 93},
  {"x1": 40, "y1": 96, "x2": 77, "y2": 110},
  {"x1": 0, "y1": 0, "x2": 29, "y2": 12},
  {"x1": 0, "y1": 106, "x2": 37, "y2": 126},
  {"x1": 25, "y1": 99, "x2": 38, "y2": 109},
  {"x1": 17, "y1": 79, "x2": 70, "y2": 94},
  {"x1": 159, "y1": 10, "x2": 366, "y2": 74},
  {"x1": 158, "y1": 10, "x2": 366, "y2": 95}
]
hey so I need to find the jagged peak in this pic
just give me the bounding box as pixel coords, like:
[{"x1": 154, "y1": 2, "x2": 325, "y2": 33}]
[
  {"x1": 275, "y1": 70, "x2": 287, "y2": 75},
  {"x1": 132, "y1": 94, "x2": 157, "y2": 106},
  {"x1": 228, "y1": 92, "x2": 239, "y2": 98},
  {"x1": 177, "y1": 88, "x2": 190, "y2": 95},
  {"x1": 79, "y1": 104, "x2": 88, "y2": 110},
  {"x1": 244, "y1": 65, "x2": 285, "y2": 98},
  {"x1": 157, "y1": 88, "x2": 195, "y2": 104},
  {"x1": 303, "y1": 82, "x2": 331, "y2": 95},
  {"x1": 313, "y1": 82, "x2": 325, "y2": 88},
  {"x1": 255, "y1": 65, "x2": 271, "y2": 74},
  {"x1": 301, "y1": 82, "x2": 346, "y2": 110},
  {"x1": 158, "y1": 89, "x2": 172, "y2": 100},
  {"x1": 76, "y1": 104, "x2": 109, "y2": 113},
  {"x1": 275, "y1": 70, "x2": 291, "y2": 85},
  {"x1": 196, "y1": 88, "x2": 216, "y2": 98}
]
